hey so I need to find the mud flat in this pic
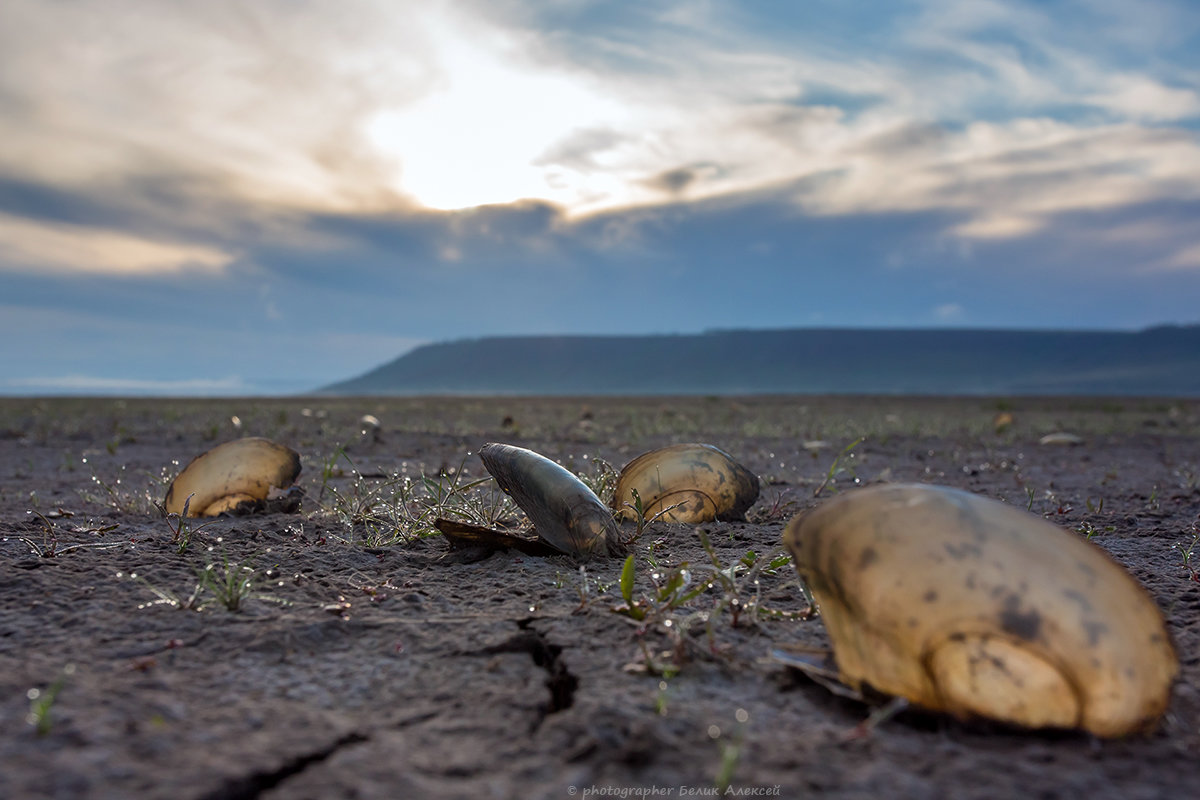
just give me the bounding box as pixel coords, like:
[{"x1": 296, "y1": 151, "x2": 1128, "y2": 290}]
[{"x1": 1, "y1": 395, "x2": 1197, "y2": 798}]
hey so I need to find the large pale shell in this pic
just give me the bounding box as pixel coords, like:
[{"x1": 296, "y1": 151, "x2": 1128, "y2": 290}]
[
  {"x1": 479, "y1": 443, "x2": 619, "y2": 559},
  {"x1": 782, "y1": 483, "x2": 1177, "y2": 737},
  {"x1": 164, "y1": 438, "x2": 301, "y2": 517},
  {"x1": 612, "y1": 443, "x2": 759, "y2": 523}
]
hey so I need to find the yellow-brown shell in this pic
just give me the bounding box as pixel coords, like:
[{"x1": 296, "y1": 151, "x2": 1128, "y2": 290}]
[
  {"x1": 612, "y1": 443, "x2": 759, "y2": 523},
  {"x1": 164, "y1": 438, "x2": 301, "y2": 517},
  {"x1": 783, "y1": 483, "x2": 1177, "y2": 737}
]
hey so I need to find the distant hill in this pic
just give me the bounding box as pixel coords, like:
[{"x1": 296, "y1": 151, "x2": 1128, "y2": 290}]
[{"x1": 318, "y1": 326, "x2": 1200, "y2": 396}]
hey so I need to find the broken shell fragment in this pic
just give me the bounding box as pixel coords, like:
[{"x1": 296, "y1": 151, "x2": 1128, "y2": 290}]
[
  {"x1": 479, "y1": 442, "x2": 620, "y2": 559},
  {"x1": 612, "y1": 443, "x2": 759, "y2": 523},
  {"x1": 434, "y1": 518, "x2": 562, "y2": 558},
  {"x1": 782, "y1": 483, "x2": 1177, "y2": 737},
  {"x1": 164, "y1": 437, "x2": 302, "y2": 517}
]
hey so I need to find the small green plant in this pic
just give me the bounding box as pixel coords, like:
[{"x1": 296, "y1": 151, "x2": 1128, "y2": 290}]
[
  {"x1": 813, "y1": 437, "x2": 864, "y2": 497},
  {"x1": 1174, "y1": 528, "x2": 1199, "y2": 582},
  {"x1": 198, "y1": 550, "x2": 258, "y2": 611},
  {"x1": 576, "y1": 456, "x2": 619, "y2": 506},
  {"x1": 317, "y1": 442, "x2": 352, "y2": 503},
  {"x1": 618, "y1": 554, "x2": 641, "y2": 618},
  {"x1": 126, "y1": 545, "x2": 280, "y2": 612},
  {"x1": 157, "y1": 494, "x2": 219, "y2": 554},
  {"x1": 653, "y1": 680, "x2": 670, "y2": 715},
  {"x1": 613, "y1": 534, "x2": 804, "y2": 675},
  {"x1": 322, "y1": 452, "x2": 511, "y2": 546},
  {"x1": 749, "y1": 488, "x2": 798, "y2": 522},
  {"x1": 621, "y1": 488, "x2": 683, "y2": 543},
  {"x1": 713, "y1": 710, "x2": 747, "y2": 794},
  {"x1": 26, "y1": 665, "x2": 74, "y2": 736}
]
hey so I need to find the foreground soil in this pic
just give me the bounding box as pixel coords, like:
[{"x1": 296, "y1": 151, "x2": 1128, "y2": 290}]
[{"x1": 1, "y1": 395, "x2": 1197, "y2": 800}]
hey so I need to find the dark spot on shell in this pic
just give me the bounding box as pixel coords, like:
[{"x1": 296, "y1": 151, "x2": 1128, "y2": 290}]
[
  {"x1": 944, "y1": 541, "x2": 983, "y2": 560},
  {"x1": 858, "y1": 547, "x2": 878, "y2": 570},
  {"x1": 1062, "y1": 588, "x2": 1092, "y2": 613},
  {"x1": 1083, "y1": 620, "x2": 1108, "y2": 647},
  {"x1": 948, "y1": 632, "x2": 966, "y2": 642},
  {"x1": 965, "y1": 572, "x2": 977, "y2": 590},
  {"x1": 907, "y1": 617, "x2": 919, "y2": 628},
  {"x1": 923, "y1": 589, "x2": 938, "y2": 603},
  {"x1": 999, "y1": 605, "x2": 1042, "y2": 642}
]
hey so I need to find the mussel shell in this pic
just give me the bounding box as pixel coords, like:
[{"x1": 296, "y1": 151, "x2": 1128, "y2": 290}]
[
  {"x1": 783, "y1": 483, "x2": 1178, "y2": 737},
  {"x1": 612, "y1": 443, "x2": 759, "y2": 523},
  {"x1": 479, "y1": 442, "x2": 619, "y2": 559},
  {"x1": 164, "y1": 437, "x2": 301, "y2": 517}
]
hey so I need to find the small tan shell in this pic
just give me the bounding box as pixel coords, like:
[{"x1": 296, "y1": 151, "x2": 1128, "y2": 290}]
[
  {"x1": 612, "y1": 443, "x2": 759, "y2": 523},
  {"x1": 783, "y1": 483, "x2": 1177, "y2": 737},
  {"x1": 164, "y1": 437, "x2": 301, "y2": 517}
]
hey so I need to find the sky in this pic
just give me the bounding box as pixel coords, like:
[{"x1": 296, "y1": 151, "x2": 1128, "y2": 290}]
[{"x1": 1, "y1": 0, "x2": 1199, "y2": 395}]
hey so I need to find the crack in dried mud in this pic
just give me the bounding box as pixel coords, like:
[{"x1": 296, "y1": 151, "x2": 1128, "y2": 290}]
[
  {"x1": 518, "y1": 619, "x2": 580, "y2": 723},
  {"x1": 198, "y1": 731, "x2": 368, "y2": 800},
  {"x1": 474, "y1": 619, "x2": 579, "y2": 729}
]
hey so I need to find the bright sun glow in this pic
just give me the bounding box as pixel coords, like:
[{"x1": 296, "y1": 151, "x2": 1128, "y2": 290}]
[{"x1": 365, "y1": 17, "x2": 628, "y2": 212}]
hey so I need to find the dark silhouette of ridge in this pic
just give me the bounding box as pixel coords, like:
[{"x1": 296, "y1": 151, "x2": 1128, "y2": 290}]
[{"x1": 318, "y1": 325, "x2": 1200, "y2": 396}]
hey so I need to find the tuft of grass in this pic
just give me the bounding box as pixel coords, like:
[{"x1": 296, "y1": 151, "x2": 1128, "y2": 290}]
[
  {"x1": 612, "y1": 533, "x2": 805, "y2": 675},
  {"x1": 197, "y1": 548, "x2": 259, "y2": 612},
  {"x1": 125, "y1": 545, "x2": 281, "y2": 613},
  {"x1": 575, "y1": 456, "x2": 619, "y2": 506},
  {"x1": 156, "y1": 494, "x2": 219, "y2": 554},
  {"x1": 322, "y1": 452, "x2": 514, "y2": 547}
]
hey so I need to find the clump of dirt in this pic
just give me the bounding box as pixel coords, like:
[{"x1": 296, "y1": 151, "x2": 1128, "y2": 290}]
[{"x1": 1, "y1": 396, "x2": 1197, "y2": 799}]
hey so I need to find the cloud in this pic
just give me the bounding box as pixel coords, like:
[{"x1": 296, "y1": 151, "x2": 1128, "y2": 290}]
[
  {"x1": 0, "y1": 0, "x2": 1196, "y2": 371},
  {"x1": 0, "y1": 212, "x2": 233, "y2": 275},
  {"x1": 0, "y1": 0, "x2": 1195, "y2": 245},
  {"x1": 1088, "y1": 75, "x2": 1200, "y2": 122},
  {"x1": 0, "y1": 0, "x2": 420, "y2": 213}
]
